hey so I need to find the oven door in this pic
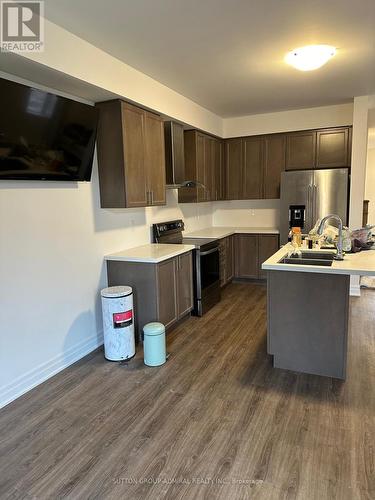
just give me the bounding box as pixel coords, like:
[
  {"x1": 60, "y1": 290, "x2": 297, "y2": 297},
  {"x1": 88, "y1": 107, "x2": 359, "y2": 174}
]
[{"x1": 197, "y1": 246, "x2": 220, "y2": 296}]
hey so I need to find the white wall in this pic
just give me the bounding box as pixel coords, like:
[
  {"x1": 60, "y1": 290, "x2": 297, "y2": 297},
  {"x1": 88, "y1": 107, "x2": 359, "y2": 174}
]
[
  {"x1": 349, "y1": 96, "x2": 369, "y2": 228},
  {"x1": 0, "y1": 158, "x2": 212, "y2": 407},
  {"x1": 347, "y1": 96, "x2": 369, "y2": 296},
  {"x1": 223, "y1": 103, "x2": 353, "y2": 138},
  {"x1": 16, "y1": 19, "x2": 223, "y2": 136},
  {"x1": 365, "y1": 148, "x2": 375, "y2": 224},
  {"x1": 213, "y1": 200, "x2": 280, "y2": 228},
  {"x1": 365, "y1": 109, "x2": 375, "y2": 224}
]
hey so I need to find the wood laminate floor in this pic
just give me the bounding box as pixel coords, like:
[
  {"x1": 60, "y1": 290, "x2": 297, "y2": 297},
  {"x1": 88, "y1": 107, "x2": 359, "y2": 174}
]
[{"x1": 0, "y1": 283, "x2": 374, "y2": 500}]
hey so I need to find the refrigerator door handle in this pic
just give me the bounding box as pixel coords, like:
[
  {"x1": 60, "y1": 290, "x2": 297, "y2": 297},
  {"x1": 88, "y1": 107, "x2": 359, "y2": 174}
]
[
  {"x1": 307, "y1": 185, "x2": 312, "y2": 229},
  {"x1": 312, "y1": 184, "x2": 317, "y2": 225}
]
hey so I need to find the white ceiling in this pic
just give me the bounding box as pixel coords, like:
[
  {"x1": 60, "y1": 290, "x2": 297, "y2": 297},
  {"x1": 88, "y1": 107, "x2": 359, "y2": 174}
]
[{"x1": 45, "y1": 0, "x2": 375, "y2": 117}]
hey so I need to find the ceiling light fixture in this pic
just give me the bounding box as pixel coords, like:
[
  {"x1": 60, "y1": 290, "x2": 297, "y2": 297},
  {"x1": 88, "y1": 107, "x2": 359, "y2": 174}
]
[{"x1": 285, "y1": 44, "x2": 336, "y2": 71}]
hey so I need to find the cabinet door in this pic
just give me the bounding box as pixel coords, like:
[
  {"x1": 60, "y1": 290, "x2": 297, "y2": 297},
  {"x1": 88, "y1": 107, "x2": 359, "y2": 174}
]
[
  {"x1": 177, "y1": 252, "x2": 193, "y2": 318},
  {"x1": 164, "y1": 121, "x2": 185, "y2": 185},
  {"x1": 203, "y1": 136, "x2": 214, "y2": 201},
  {"x1": 234, "y1": 234, "x2": 258, "y2": 279},
  {"x1": 144, "y1": 111, "x2": 166, "y2": 206},
  {"x1": 286, "y1": 131, "x2": 316, "y2": 171},
  {"x1": 196, "y1": 133, "x2": 206, "y2": 202},
  {"x1": 211, "y1": 139, "x2": 225, "y2": 201},
  {"x1": 316, "y1": 127, "x2": 350, "y2": 168},
  {"x1": 121, "y1": 102, "x2": 148, "y2": 207},
  {"x1": 225, "y1": 139, "x2": 243, "y2": 200},
  {"x1": 157, "y1": 259, "x2": 178, "y2": 328},
  {"x1": 264, "y1": 135, "x2": 286, "y2": 199},
  {"x1": 226, "y1": 235, "x2": 234, "y2": 283},
  {"x1": 179, "y1": 130, "x2": 198, "y2": 203},
  {"x1": 258, "y1": 235, "x2": 279, "y2": 279},
  {"x1": 243, "y1": 137, "x2": 263, "y2": 199},
  {"x1": 219, "y1": 238, "x2": 227, "y2": 287},
  {"x1": 218, "y1": 141, "x2": 226, "y2": 200}
]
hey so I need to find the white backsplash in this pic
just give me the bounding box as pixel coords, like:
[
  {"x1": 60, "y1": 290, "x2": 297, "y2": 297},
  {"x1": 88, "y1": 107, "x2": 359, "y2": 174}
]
[{"x1": 212, "y1": 199, "x2": 280, "y2": 228}]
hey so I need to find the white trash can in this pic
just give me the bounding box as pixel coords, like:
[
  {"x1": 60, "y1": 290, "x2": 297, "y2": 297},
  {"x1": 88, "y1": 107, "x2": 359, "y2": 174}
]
[{"x1": 101, "y1": 286, "x2": 135, "y2": 361}]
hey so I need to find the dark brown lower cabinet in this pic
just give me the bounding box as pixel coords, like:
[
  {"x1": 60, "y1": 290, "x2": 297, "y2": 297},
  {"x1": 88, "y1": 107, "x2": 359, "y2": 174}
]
[
  {"x1": 226, "y1": 235, "x2": 234, "y2": 282},
  {"x1": 219, "y1": 238, "x2": 226, "y2": 287},
  {"x1": 234, "y1": 234, "x2": 259, "y2": 279},
  {"x1": 234, "y1": 234, "x2": 279, "y2": 280},
  {"x1": 177, "y1": 252, "x2": 194, "y2": 317},
  {"x1": 156, "y1": 258, "x2": 178, "y2": 328},
  {"x1": 258, "y1": 235, "x2": 280, "y2": 279},
  {"x1": 219, "y1": 235, "x2": 234, "y2": 287},
  {"x1": 107, "y1": 252, "x2": 193, "y2": 339}
]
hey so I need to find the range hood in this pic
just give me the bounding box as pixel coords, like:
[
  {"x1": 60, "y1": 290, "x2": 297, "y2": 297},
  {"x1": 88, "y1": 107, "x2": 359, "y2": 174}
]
[{"x1": 164, "y1": 121, "x2": 204, "y2": 189}]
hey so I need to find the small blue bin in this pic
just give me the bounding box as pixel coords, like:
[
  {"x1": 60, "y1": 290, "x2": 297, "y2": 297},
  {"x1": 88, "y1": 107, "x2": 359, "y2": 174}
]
[{"x1": 143, "y1": 322, "x2": 166, "y2": 366}]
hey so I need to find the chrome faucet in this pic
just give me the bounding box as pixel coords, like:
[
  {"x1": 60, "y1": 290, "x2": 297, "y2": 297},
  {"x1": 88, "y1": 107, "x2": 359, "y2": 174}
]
[{"x1": 317, "y1": 214, "x2": 344, "y2": 260}]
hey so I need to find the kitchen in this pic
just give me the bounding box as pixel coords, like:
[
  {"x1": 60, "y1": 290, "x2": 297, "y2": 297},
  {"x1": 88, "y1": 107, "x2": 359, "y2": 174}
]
[{"x1": 0, "y1": 1, "x2": 375, "y2": 499}]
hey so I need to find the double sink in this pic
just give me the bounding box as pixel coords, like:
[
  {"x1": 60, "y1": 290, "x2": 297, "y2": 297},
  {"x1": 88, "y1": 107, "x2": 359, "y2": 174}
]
[{"x1": 279, "y1": 251, "x2": 336, "y2": 267}]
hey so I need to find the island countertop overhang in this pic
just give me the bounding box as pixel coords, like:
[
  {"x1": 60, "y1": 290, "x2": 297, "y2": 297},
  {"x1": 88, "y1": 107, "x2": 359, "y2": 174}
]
[{"x1": 262, "y1": 244, "x2": 375, "y2": 276}]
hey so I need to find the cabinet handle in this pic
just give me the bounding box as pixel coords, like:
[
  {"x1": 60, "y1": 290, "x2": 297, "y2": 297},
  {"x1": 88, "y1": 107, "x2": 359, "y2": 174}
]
[
  {"x1": 151, "y1": 191, "x2": 154, "y2": 205},
  {"x1": 146, "y1": 191, "x2": 150, "y2": 205}
]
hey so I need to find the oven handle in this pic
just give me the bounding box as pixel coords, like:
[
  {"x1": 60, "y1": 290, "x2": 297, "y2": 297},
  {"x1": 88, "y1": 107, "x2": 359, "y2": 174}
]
[{"x1": 199, "y1": 247, "x2": 219, "y2": 256}]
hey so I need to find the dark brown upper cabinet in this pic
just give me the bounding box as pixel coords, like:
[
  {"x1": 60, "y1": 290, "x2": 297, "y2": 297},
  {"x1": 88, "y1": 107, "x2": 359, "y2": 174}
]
[
  {"x1": 206, "y1": 135, "x2": 225, "y2": 201},
  {"x1": 285, "y1": 126, "x2": 351, "y2": 171},
  {"x1": 225, "y1": 134, "x2": 286, "y2": 201},
  {"x1": 164, "y1": 121, "x2": 185, "y2": 186},
  {"x1": 179, "y1": 130, "x2": 205, "y2": 203},
  {"x1": 216, "y1": 140, "x2": 226, "y2": 200},
  {"x1": 144, "y1": 111, "x2": 166, "y2": 205},
  {"x1": 316, "y1": 127, "x2": 350, "y2": 168},
  {"x1": 263, "y1": 134, "x2": 286, "y2": 199},
  {"x1": 285, "y1": 130, "x2": 316, "y2": 171},
  {"x1": 96, "y1": 100, "x2": 166, "y2": 208},
  {"x1": 225, "y1": 138, "x2": 243, "y2": 200},
  {"x1": 204, "y1": 135, "x2": 214, "y2": 201},
  {"x1": 243, "y1": 137, "x2": 263, "y2": 199},
  {"x1": 179, "y1": 130, "x2": 223, "y2": 203}
]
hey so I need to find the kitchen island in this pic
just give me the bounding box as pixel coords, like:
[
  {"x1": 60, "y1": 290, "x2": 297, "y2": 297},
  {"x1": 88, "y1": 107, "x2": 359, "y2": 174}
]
[{"x1": 262, "y1": 245, "x2": 375, "y2": 379}]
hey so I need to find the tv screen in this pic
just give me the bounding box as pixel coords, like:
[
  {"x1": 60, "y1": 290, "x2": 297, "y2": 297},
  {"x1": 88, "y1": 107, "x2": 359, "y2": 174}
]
[{"x1": 0, "y1": 77, "x2": 98, "y2": 181}]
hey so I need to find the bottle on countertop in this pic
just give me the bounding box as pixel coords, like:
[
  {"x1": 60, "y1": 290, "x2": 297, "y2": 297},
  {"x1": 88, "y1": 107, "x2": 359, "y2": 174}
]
[
  {"x1": 288, "y1": 227, "x2": 303, "y2": 258},
  {"x1": 342, "y1": 227, "x2": 352, "y2": 252},
  {"x1": 291, "y1": 227, "x2": 302, "y2": 247}
]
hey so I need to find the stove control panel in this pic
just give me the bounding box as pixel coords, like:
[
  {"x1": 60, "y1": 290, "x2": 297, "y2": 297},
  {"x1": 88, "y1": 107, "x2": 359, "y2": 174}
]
[{"x1": 153, "y1": 220, "x2": 185, "y2": 242}]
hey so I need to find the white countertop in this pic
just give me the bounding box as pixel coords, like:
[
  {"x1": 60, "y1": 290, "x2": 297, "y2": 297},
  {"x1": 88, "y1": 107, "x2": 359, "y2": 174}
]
[
  {"x1": 185, "y1": 226, "x2": 279, "y2": 239},
  {"x1": 105, "y1": 244, "x2": 195, "y2": 264},
  {"x1": 262, "y1": 244, "x2": 375, "y2": 276}
]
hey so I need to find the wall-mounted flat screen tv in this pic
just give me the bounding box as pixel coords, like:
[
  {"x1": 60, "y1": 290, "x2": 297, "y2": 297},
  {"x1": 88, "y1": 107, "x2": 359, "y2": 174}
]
[{"x1": 0, "y1": 77, "x2": 98, "y2": 181}]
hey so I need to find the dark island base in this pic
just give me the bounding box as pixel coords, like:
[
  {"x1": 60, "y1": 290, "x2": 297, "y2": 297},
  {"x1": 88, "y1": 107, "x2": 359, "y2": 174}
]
[{"x1": 267, "y1": 270, "x2": 350, "y2": 379}]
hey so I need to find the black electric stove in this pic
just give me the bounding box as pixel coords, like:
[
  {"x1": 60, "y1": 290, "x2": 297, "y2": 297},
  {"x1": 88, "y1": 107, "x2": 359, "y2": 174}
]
[{"x1": 153, "y1": 220, "x2": 221, "y2": 316}]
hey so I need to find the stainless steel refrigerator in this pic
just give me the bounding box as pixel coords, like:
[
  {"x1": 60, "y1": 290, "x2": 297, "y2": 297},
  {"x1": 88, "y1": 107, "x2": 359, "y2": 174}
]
[{"x1": 280, "y1": 168, "x2": 349, "y2": 244}]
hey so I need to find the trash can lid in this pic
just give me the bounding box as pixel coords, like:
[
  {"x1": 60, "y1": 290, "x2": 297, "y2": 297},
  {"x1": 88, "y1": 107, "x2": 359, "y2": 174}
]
[
  {"x1": 143, "y1": 322, "x2": 165, "y2": 336},
  {"x1": 101, "y1": 286, "x2": 132, "y2": 298}
]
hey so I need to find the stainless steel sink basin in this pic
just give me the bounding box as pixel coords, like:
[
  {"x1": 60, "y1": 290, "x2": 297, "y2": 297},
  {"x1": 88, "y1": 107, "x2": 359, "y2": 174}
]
[
  {"x1": 279, "y1": 257, "x2": 333, "y2": 267},
  {"x1": 299, "y1": 251, "x2": 336, "y2": 261}
]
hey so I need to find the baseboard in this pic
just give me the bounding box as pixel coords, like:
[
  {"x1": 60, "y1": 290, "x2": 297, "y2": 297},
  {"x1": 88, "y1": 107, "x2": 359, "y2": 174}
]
[
  {"x1": 350, "y1": 285, "x2": 361, "y2": 297},
  {"x1": 0, "y1": 331, "x2": 103, "y2": 409}
]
